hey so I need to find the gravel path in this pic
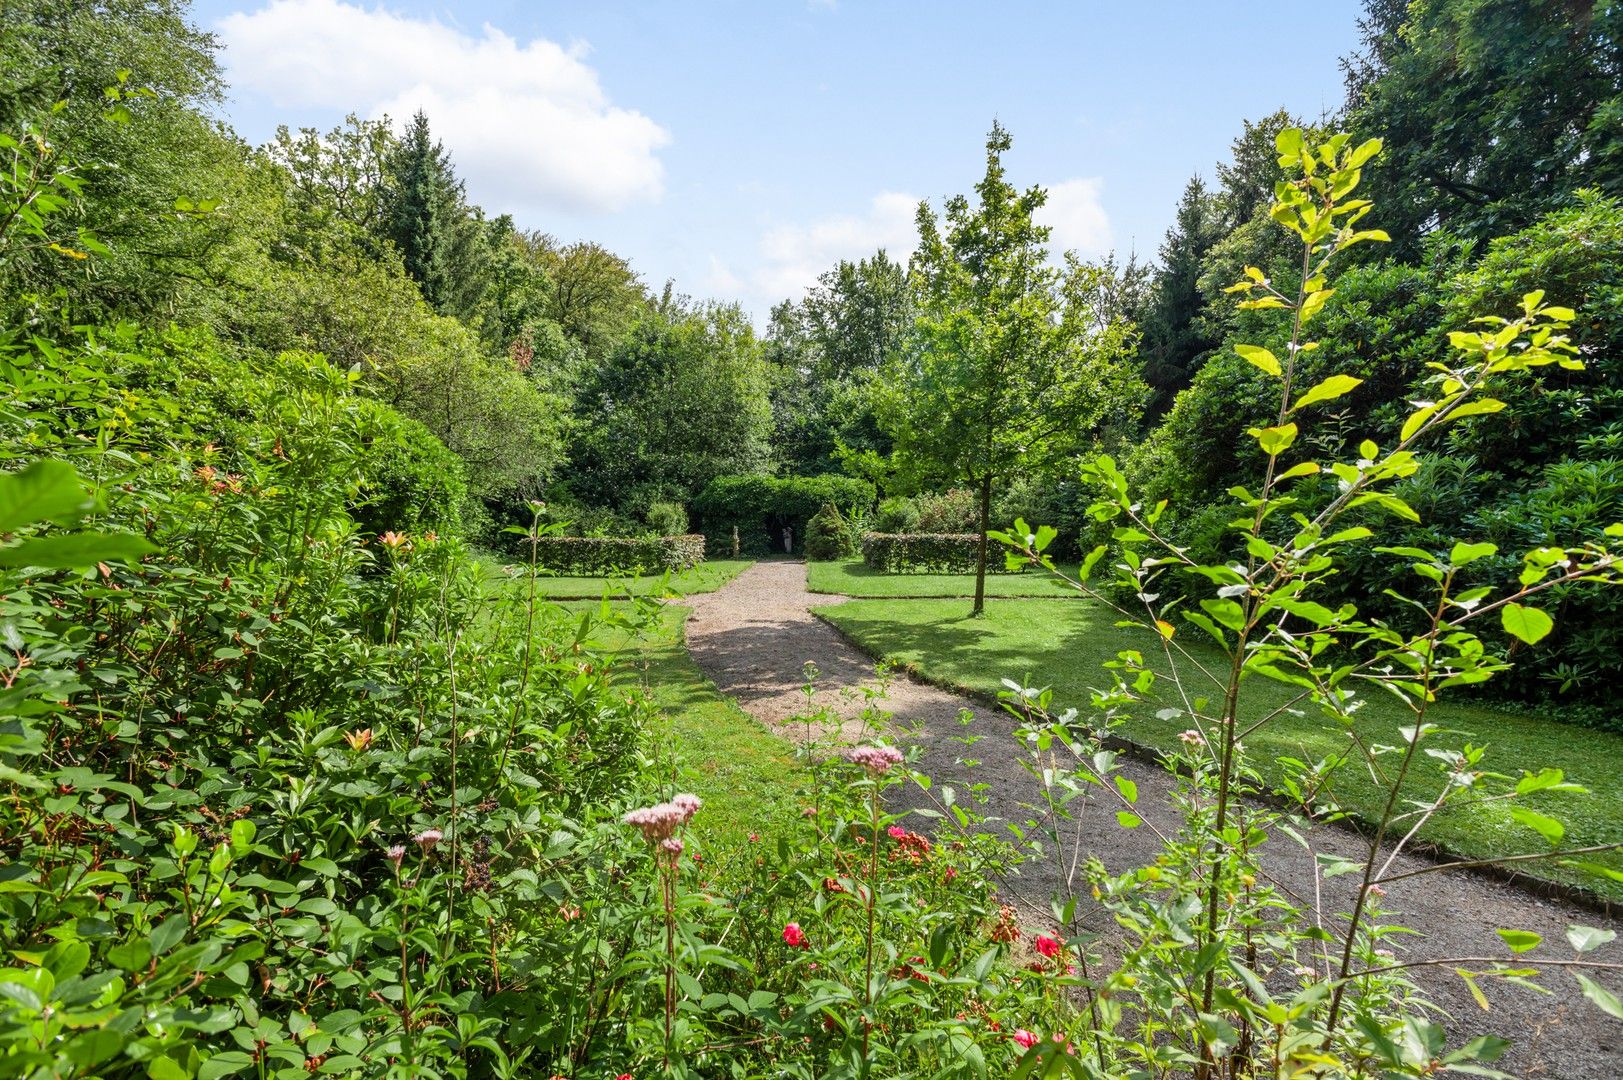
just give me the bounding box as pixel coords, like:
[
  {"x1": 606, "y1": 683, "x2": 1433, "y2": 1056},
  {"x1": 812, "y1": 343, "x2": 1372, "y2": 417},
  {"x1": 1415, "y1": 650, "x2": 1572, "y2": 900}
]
[{"x1": 684, "y1": 560, "x2": 1622, "y2": 1077}]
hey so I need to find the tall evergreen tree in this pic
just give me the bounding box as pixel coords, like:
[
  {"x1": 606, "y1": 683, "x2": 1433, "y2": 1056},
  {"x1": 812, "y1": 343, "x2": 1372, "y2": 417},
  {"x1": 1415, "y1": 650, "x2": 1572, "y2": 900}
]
[
  {"x1": 1137, "y1": 176, "x2": 1223, "y2": 412},
  {"x1": 381, "y1": 110, "x2": 458, "y2": 311}
]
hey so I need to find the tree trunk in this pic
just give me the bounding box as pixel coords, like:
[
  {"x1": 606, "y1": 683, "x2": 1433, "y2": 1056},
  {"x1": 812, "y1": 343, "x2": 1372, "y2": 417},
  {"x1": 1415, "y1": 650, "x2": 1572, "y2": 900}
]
[{"x1": 973, "y1": 472, "x2": 991, "y2": 616}]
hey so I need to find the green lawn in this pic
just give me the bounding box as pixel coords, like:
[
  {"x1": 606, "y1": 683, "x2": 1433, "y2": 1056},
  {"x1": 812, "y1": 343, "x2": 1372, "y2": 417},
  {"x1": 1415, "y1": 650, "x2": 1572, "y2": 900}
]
[
  {"x1": 815, "y1": 597, "x2": 1623, "y2": 901},
  {"x1": 520, "y1": 559, "x2": 754, "y2": 599},
  {"x1": 807, "y1": 558, "x2": 1085, "y2": 598},
  {"x1": 571, "y1": 601, "x2": 801, "y2": 865}
]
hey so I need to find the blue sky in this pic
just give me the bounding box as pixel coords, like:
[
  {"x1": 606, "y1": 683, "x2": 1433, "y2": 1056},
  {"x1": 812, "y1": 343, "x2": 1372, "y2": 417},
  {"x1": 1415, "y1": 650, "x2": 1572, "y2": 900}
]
[{"x1": 191, "y1": 0, "x2": 1365, "y2": 321}]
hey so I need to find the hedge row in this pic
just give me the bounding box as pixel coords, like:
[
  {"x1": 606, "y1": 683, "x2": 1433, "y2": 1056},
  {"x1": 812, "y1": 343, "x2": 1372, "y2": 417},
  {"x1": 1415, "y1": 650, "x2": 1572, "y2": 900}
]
[
  {"x1": 694, "y1": 474, "x2": 876, "y2": 555},
  {"x1": 535, "y1": 534, "x2": 706, "y2": 575},
  {"x1": 860, "y1": 532, "x2": 1017, "y2": 575}
]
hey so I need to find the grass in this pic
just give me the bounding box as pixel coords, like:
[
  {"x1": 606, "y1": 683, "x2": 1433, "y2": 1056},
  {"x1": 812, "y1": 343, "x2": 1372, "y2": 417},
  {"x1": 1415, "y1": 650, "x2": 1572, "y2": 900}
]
[
  {"x1": 815, "y1": 596, "x2": 1623, "y2": 901},
  {"x1": 562, "y1": 599, "x2": 801, "y2": 865},
  {"x1": 807, "y1": 558, "x2": 1084, "y2": 598},
  {"x1": 518, "y1": 558, "x2": 754, "y2": 599}
]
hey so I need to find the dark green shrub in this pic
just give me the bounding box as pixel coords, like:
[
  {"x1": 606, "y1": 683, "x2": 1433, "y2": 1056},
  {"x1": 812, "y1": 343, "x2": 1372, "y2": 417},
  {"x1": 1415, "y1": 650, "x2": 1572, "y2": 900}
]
[
  {"x1": 351, "y1": 412, "x2": 468, "y2": 537},
  {"x1": 694, "y1": 473, "x2": 875, "y2": 554},
  {"x1": 644, "y1": 499, "x2": 689, "y2": 537},
  {"x1": 805, "y1": 502, "x2": 854, "y2": 560},
  {"x1": 874, "y1": 495, "x2": 921, "y2": 532}
]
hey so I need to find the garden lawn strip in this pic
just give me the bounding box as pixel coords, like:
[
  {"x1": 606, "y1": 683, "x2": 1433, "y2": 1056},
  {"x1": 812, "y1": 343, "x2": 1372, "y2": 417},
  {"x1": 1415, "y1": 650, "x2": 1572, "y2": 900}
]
[
  {"x1": 681, "y1": 560, "x2": 1623, "y2": 1078},
  {"x1": 815, "y1": 596, "x2": 1623, "y2": 902},
  {"x1": 563, "y1": 599, "x2": 800, "y2": 865},
  {"x1": 526, "y1": 559, "x2": 754, "y2": 599},
  {"x1": 806, "y1": 558, "x2": 1083, "y2": 597}
]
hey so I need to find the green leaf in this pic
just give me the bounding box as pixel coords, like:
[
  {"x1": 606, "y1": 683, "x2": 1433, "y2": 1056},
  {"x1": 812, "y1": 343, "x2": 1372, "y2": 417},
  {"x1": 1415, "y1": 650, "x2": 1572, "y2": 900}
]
[
  {"x1": 1292, "y1": 374, "x2": 1363, "y2": 411},
  {"x1": 0, "y1": 531, "x2": 157, "y2": 569},
  {"x1": 1576, "y1": 973, "x2": 1623, "y2": 1020},
  {"x1": 1565, "y1": 925, "x2": 1616, "y2": 954},
  {"x1": 1508, "y1": 806, "x2": 1565, "y2": 845},
  {"x1": 0, "y1": 459, "x2": 89, "y2": 532},
  {"x1": 1250, "y1": 422, "x2": 1297, "y2": 456},
  {"x1": 1501, "y1": 602, "x2": 1553, "y2": 645},
  {"x1": 1450, "y1": 542, "x2": 1498, "y2": 566},
  {"x1": 1495, "y1": 929, "x2": 1542, "y2": 954},
  {"x1": 1235, "y1": 344, "x2": 1281, "y2": 376},
  {"x1": 1114, "y1": 776, "x2": 1137, "y2": 804},
  {"x1": 1115, "y1": 811, "x2": 1141, "y2": 829}
]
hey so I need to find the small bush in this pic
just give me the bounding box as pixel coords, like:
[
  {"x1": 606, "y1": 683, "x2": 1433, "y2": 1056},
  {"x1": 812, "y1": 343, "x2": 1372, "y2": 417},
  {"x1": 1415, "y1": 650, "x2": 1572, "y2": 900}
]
[
  {"x1": 806, "y1": 502, "x2": 855, "y2": 560},
  {"x1": 874, "y1": 495, "x2": 921, "y2": 533},
  {"x1": 861, "y1": 532, "x2": 1014, "y2": 574},
  {"x1": 644, "y1": 500, "x2": 689, "y2": 537},
  {"x1": 535, "y1": 534, "x2": 706, "y2": 575},
  {"x1": 914, "y1": 488, "x2": 981, "y2": 532}
]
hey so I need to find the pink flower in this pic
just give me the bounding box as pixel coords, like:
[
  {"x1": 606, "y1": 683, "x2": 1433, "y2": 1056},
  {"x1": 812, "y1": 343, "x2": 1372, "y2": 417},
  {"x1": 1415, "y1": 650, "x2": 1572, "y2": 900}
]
[
  {"x1": 748, "y1": 832, "x2": 760, "y2": 843},
  {"x1": 887, "y1": 825, "x2": 907, "y2": 840},
  {"x1": 846, "y1": 744, "x2": 905, "y2": 775},
  {"x1": 660, "y1": 837, "x2": 683, "y2": 856},
  {"x1": 1033, "y1": 934, "x2": 1062, "y2": 959},
  {"x1": 672, "y1": 793, "x2": 702, "y2": 821},
  {"x1": 783, "y1": 922, "x2": 808, "y2": 948},
  {"x1": 386, "y1": 844, "x2": 406, "y2": 866},
  {"x1": 1178, "y1": 728, "x2": 1207, "y2": 748},
  {"x1": 1012, "y1": 1029, "x2": 1039, "y2": 1049},
  {"x1": 413, "y1": 828, "x2": 442, "y2": 851}
]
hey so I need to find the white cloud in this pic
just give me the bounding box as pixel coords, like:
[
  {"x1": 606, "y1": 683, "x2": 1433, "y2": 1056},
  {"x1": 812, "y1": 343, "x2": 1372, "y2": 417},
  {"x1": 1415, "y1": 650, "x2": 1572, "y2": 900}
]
[
  {"x1": 216, "y1": 0, "x2": 669, "y2": 215},
  {"x1": 726, "y1": 191, "x2": 918, "y2": 306},
  {"x1": 1038, "y1": 177, "x2": 1113, "y2": 258}
]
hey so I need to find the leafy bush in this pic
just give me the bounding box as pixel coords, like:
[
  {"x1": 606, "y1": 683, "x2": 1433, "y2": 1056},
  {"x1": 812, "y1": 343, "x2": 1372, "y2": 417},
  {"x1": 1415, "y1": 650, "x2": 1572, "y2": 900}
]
[
  {"x1": 914, "y1": 487, "x2": 981, "y2": 532},
  {"x1": 534, "y1": 534, "x2": 706, "y2": 575},
  {"x1": 861, "y1": 532, "x2": 1016, "y2": 574},
  {"x1": 805, "y1": 501, "x2": 856, "y2": 559},
  {"x1": 875, "y1": 494, "x2": 921, "y2": 532},
  {"x1": 351, "y1": 412, "x2": 469, "y2": 537},
  {"x1": 643, "y1": 499, "x2": 689, "y2": 537},
  {"x1": 0, "y1": 325, "x2": 655, "y2": 1077}
]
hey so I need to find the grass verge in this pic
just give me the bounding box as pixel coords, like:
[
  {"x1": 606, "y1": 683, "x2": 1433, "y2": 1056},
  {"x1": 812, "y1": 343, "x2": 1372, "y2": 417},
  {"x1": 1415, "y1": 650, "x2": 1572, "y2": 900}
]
[
  {"x1": 567, "y1": 600, "x2": 800, "y2": 866},
  {"x1": 807, "y1": 558, "x2": 1084, "y2": 598},
  {"x1": 518, "y1": 559, "x2": 754, "y2": 599},
  {"x1": 815, "y1": 596, "x2": 1623, "y2": 902}
]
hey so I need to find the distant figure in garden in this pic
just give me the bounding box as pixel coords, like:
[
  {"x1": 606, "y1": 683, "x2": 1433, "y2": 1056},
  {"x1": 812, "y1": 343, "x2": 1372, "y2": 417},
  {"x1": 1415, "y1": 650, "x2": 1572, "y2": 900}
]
[{"x1": 782, "y1": 526, "x2": 793, "y2": 553}]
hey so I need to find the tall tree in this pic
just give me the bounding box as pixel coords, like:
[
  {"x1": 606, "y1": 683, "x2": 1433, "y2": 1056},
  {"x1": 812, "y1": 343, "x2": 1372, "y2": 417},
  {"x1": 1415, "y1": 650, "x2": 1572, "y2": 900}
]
[
  {"x1": 569, "y1": 301, "x2": 773, "y2": 510},
  {"x1": 379, "y1": 110, "x2": 492, "y2": 317},
  {"x1": 767, "y1": 251, "x2": 911, "y2": 475},
  {"x1": 531, "y1": 238, "x2": 646, "y2": 362},
  {"x1": 1137, "y1": 176, "x2": 1223, "y2": 411},
  {"x1": 1344, "y1": 0, "x2": 1623, "y2": 252},
  {"x1": 885, "y1": 123, "x2": 1140, "y2": 615}
]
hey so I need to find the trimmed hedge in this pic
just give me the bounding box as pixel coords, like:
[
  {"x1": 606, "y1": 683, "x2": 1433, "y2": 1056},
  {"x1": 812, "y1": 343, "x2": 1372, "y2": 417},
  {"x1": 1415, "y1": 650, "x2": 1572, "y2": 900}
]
[
  {"x1": 861, "y1": 532, "x2": 1018, "y2": 574},
  {"x1": 695, "y1": 474, "x2": 875, "y2": 555},
  {"x1": 535, "y1": 534, "x2": 706, "y2": 575}
]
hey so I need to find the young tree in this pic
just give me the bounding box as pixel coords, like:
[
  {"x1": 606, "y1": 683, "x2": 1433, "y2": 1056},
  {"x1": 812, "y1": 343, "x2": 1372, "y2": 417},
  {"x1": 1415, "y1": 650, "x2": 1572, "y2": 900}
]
[{"x1": 884, "y1": 122, "x2": 1140, "y2": 615}]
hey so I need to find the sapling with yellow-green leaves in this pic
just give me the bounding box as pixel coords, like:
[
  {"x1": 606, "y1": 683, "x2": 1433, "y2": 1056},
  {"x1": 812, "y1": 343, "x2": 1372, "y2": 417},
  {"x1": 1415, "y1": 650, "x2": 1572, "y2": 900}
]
[{"x1": 996, "y1": 129, "x2": 1623, "y2": 1079}]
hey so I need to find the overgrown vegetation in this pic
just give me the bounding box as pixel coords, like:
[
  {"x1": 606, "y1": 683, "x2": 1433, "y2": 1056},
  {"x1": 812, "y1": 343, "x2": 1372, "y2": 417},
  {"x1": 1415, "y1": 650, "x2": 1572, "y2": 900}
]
[{"x1": 6, "y1": 1, "x2": 1623, "y2": 1076}]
